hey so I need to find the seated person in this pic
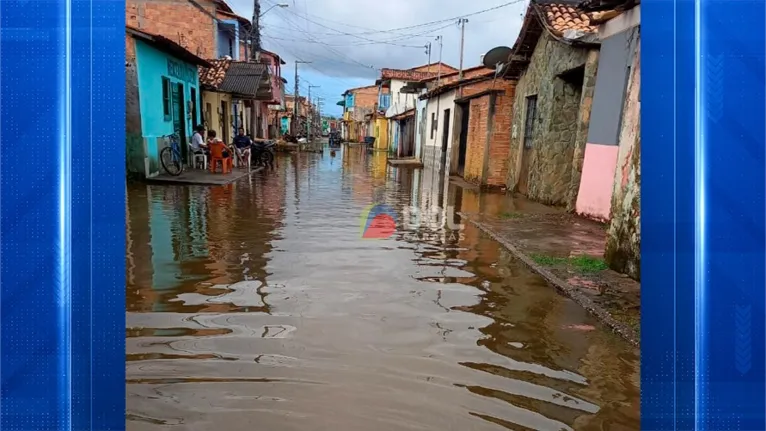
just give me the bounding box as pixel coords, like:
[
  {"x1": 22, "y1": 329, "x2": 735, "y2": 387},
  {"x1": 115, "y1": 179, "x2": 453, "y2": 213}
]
[
  {"x1": 206, "y1": 130, "x2": 232, "y2": 170},
  {"x1": 191, "y1": 125, "x2": 208, "y2": 155},
  {"x1": 232, "y1": 127, "x2": 252, "y2": 164}
]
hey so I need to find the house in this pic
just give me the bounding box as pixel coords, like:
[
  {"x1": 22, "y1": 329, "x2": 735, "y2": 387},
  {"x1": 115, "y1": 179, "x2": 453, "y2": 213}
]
[
  {"x1": 502, "y1": 0, "x2": 601, "y2": 207},
  {"x1": 417, "y1": 67, "x2": 517, "y2": 187},
  {"x1": 197, "y1": 59, "x2": 270, "y2": 144},
  {"x1": 125, "y1": 26, "x2": 210, "y2": 179},
  {"x1": 341, "y1": 85, "x2": 378, "y2": 143},
  {"x1": 377, "y1": 62, "x2": 458, "y2": 157},
  {"x1": 578, "y1": 0, "x2": 641, "y2": 279},
  {"x1": 126, "y1": 0, "x2": 250, "y2": 61},
  {"x1": 126, "y1": 0, "x2": 284, "y2": 142},
  {"x1": 284, "y1": 94, "x2": 309, "y2": 135},
  {"x1": 260, "y1": 49, "x2": 287, "y2": 138}
]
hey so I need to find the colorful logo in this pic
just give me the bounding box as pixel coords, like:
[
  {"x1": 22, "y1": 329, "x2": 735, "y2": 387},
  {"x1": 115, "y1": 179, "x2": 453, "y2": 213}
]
[{"x1": 360, "y1": 204, "x2": 397, "y2": 239}]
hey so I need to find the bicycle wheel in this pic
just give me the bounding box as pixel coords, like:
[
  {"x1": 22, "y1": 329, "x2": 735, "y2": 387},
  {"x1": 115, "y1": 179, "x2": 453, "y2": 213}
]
[{"x1": 160, "y1": 147, "x2": 183, "y2": 176}]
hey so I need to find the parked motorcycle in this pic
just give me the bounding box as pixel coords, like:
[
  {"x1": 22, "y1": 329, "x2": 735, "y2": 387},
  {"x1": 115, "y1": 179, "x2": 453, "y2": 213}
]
[{"x1": 251, "y1": 139, "x2": 276, "y2": 168}]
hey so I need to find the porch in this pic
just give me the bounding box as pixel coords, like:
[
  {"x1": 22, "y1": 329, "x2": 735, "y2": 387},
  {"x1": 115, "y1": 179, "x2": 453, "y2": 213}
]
[{"x1": 148, "y1": 166, "x2": 263, "y2": 185}]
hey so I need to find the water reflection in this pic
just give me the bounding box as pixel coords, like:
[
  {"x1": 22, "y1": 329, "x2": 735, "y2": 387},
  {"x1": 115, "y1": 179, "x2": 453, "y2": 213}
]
[{"x1": 126, "y1": 144, "x2": 639, "y2": 431}]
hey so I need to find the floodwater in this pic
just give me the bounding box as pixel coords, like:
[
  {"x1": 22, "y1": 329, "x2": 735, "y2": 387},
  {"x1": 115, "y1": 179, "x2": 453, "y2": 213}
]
[{"x1": 126, "y1": 145, "x2": 639, "y2": 431}]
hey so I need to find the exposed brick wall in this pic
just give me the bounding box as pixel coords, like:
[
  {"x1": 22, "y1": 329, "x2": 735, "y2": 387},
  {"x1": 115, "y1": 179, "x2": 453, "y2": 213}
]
[
  {"x1": 126, "y1": 33, "x2": 136, "y2": 62},
  {"x1": 411, "y1": 63, "x2": 458, "y2": 74},
  {"x1": 126, "y1": 0, "x2": 218, "y2": 59},
  {"x1": 464, "y1": 96, "x2": 488, "y2": 184},
  {"x1": 462, "y1": 81, "x2": 516, "y2": 187}
]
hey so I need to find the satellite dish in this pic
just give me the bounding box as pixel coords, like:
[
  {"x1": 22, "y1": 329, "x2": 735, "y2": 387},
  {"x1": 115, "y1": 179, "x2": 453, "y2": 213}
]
[{"x1": 482, "y1": 46, "x2": 512, "y2": 69}]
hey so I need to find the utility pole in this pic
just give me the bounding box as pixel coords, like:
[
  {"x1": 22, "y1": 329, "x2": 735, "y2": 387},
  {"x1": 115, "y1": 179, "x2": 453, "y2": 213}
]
[
  {"x1": 293, "y1": 60, "x2": 311, "y2": 135},
  {"x1": 436, "y1": 35, "x2": 444, "y2": 85},
  {"x1": 251, "y1": 0, "x2": 261, "y2": 61},
  {"x1": 457, "y1": 18, "x2": 468, "y2": 80},
  {"x1": 308, "y1": 85, "x2": 320, "y2": 142},
  {"x1": 425, "y1": 42, "x2": 432, "y2": 66}
]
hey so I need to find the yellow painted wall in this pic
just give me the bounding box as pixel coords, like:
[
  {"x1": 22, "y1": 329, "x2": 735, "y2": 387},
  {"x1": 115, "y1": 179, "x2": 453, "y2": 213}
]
[
  {"x1": 374, "y1": 118, "x2": 389, "y2": 151},
  {"x1": 201, "y1": 90, "x2": 233, "y2": 142}
]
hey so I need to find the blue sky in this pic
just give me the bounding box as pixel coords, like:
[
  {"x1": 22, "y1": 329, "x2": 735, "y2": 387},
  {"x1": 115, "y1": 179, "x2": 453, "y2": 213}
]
[{"x1": 227, "y1": 0, "x2": 529, "y2": 117}]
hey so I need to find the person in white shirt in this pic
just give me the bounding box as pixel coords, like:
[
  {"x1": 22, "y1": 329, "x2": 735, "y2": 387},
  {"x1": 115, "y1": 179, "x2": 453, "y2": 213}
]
[{"x1": 191, "y1": 125, "x2": 208, "y2": 155}]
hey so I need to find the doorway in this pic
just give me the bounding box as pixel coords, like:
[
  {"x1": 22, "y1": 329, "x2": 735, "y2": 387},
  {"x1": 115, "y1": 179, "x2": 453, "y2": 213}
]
[
  {"x1": 171, "y1": 82, "x2": 188, "y2": 161},
  {"x1": 220, "y1": 100, "x2": 230, "y2": 145},
  {"x1": 456, "y1": 103, "x2": 469, "y2": 177},
  {"x1": 518, "y1": 95, "x2": 537, "y2": 195},
  {"x1": 440, "y1": 108, "x2": 451, "y2": 169},
  {"x1": 190, "y1": 87, "x2": 198, "y2": 129}
]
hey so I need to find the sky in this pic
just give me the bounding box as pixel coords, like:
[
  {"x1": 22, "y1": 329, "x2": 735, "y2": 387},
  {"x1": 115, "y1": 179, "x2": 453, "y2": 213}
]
[{"x1": 226, "y1": 0, "x2": 530, "y2": 116}]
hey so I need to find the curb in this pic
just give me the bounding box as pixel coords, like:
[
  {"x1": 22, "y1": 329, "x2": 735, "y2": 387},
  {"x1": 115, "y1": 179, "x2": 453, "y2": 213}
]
[{"x1": 459, "y1": 213, "x2": 639, "y2": 347}]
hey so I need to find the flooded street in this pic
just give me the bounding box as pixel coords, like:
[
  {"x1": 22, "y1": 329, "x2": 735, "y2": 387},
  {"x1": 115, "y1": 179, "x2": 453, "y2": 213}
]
[{"x1": 126, "y1": 145, "x2": 639, "y2": 430}]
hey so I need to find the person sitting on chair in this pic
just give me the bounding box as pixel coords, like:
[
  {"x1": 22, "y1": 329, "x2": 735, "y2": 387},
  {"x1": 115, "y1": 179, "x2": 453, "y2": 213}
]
[
  {"x1": 191, "y1": 125, "x2": 208, "y2": 155},
  {"x1": 232, "y1": 127, "x2": 252, "y2": 167}
]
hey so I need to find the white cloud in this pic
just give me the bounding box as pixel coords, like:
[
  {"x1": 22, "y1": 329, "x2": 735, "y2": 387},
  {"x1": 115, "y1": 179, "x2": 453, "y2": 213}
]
[{"x1": 226, "y1": 0, "x2": 528, "y2": 115}]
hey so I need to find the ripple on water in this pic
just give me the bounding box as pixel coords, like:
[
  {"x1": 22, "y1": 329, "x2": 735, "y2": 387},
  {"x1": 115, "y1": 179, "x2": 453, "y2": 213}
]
[{"x1": 126, "y1": 147, "x2": 639, "y2": 431}]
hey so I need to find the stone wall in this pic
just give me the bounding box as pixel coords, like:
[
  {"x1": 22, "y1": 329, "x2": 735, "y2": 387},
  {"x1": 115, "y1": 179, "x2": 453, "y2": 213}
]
[
  {"x1": 605, "y1": 40, "x2": 641, "y2": 281},
  {"x1": 506, "y1": 32, "x2": 594, "y2": 206}
]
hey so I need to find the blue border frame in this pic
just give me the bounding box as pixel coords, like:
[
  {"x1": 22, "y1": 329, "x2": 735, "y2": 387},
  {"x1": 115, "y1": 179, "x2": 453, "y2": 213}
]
[
  {"x1": 643, "y1": 0, "x2": 766, "y2": 428},
  {"x1": 1, "y1": 0, "x2": 125, "y2": 429}
]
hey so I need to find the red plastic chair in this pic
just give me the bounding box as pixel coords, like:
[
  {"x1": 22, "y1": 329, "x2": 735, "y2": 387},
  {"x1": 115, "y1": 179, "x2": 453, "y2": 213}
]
[{"x1": 208, "y1": 141, "x2": 232, "y2": 174}]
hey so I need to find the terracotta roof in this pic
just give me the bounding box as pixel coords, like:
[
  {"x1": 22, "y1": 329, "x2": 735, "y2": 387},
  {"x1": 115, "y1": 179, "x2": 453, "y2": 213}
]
[
  {"x1": 419, "y1": 71, "x2": 498, "y2": 100},
  {"x1": 392, "y1": 108, "x2": 415, "y2": 121},
  {"x1": 199, "y1": 59, "x2": 231, "y2": 88},
  {"x1": 536, "y1": 2, "x2": 596, "y2": 35}
]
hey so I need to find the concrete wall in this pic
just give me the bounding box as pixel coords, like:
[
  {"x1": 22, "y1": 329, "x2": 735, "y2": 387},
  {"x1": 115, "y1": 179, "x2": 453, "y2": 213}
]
[
  {"x1": 126, "y1": 36, "x2": 144, "y2": 177},
  {"x1": 414, "y1": 96, "x2": 428, "y2": 161},
  {"x1": 506, "y1": 32, "x2": 593, "y2": 206},
  {"x1": 576, "y1": 25, "x2": 639, "y2": 220},
  {"x1": 605, "y1": 37, "x2": 641, "y2": 280},
  {"x1": 421, "y1": 90, "x2": 456, "y2": 172},
  {"x1": 386, "y1": 79, "x2": 417, "y2": 118},
  {"x1": 133, "y1": 39, "x2": 201, "y2": 177}
]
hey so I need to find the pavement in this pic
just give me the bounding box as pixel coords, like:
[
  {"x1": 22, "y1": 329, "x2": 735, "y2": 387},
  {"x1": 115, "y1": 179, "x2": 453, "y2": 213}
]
[
  {"x1": 149, "y1": 166, "x2": 263, "y2": 185},
  {"x1": 456, "y1": 190, "x2": 641, "y2": 346}
]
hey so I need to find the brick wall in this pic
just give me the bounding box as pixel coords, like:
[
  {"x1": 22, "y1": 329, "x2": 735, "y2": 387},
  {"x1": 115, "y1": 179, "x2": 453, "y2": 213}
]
[
  {"x1": 352, "y1": 86, "x2": 378, "y2": 110},
  {"x1": 464, "y1": 96, "x2": 489, "y2": 184},
  {"x1": 126, "y1": 0, "x2": 217, "y2": 59},
  {"x1": 461, "y1": 81, "x2": 516, "y2": 187}
]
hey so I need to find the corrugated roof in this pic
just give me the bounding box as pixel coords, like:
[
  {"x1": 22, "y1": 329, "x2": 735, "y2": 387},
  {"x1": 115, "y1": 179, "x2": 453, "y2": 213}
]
[{"x1": 199, "y1": 60, "x2": 270, "y2": 98}]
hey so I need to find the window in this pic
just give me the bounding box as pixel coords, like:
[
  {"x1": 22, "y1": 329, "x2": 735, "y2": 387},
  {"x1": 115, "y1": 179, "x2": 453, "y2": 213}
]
[
  {"x1": 162, "y1": 77, "x2": 172, "y2": 121},
  {"x1": 430, "y1": 113, "x2": 437, "y2": 139},
  {"x1": 523, "y1": 95, "x2": 537, "y2": 149}
]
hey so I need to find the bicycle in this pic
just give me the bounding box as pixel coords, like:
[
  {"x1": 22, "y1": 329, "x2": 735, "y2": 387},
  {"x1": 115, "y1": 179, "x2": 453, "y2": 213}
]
[{"x1": 159, "y1": 133, "x2": 184, "y2": 176}]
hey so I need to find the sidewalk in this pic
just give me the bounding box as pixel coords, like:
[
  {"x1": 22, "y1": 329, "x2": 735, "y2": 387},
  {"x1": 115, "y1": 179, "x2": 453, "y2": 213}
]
[{"x1": 457, "y1": 191, "x2": 640, "y2": 346}]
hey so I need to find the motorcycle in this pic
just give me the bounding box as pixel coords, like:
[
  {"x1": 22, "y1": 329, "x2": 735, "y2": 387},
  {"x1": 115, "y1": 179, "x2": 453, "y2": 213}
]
[{"x1": 251, "y1": 139, "x2": 276, "y2": 168}]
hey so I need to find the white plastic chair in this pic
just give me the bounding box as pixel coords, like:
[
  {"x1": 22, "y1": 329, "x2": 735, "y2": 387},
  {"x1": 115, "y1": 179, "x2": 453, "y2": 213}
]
[
  {"x1": 188, "y1": 144, "x2": 207, "y2": 170},
  {"x1": 233, "y1": 145, "x2": 251, "y2": 170}
]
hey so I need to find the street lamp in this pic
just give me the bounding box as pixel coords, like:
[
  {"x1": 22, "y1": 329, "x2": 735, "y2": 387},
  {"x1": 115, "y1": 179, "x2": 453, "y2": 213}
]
[{"x1": 260, "y1": 3, "x2": 288, "y2": 17}]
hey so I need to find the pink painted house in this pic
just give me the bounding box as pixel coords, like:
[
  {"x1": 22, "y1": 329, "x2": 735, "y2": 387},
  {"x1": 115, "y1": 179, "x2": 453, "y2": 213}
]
[{"x1": 258, "y1": 49, "x2": 286, "y2": 138}]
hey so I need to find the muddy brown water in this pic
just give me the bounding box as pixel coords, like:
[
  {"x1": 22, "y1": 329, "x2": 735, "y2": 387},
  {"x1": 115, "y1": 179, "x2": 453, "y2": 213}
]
[{"x1": 126, "y1": 145, "x2": 639, "y2": 430}]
